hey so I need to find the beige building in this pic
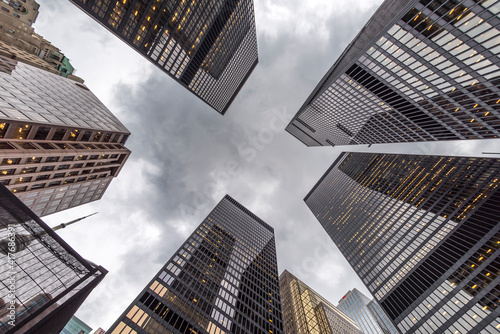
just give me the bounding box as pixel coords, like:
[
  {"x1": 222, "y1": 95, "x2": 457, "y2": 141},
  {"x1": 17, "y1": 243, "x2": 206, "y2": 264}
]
[
  {"x1": 0, "y1": 0, "x2": 84, "y2": 82},
  {"x1": 0, "y1": 55, "x2": 130, "y2": 217},
  {"x1": 279, "y1": 270, "x2": 363, "y2": 334}
]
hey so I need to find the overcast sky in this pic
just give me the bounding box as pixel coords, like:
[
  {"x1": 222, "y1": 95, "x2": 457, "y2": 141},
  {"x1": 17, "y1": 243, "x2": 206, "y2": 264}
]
[{"x1": 34, "y1": 0, "x2": 500, "y2": 331}]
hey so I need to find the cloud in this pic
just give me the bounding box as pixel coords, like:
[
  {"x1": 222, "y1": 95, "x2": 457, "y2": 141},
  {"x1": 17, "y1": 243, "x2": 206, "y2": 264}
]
[{"x1": 34, "y1": 0, "x2": 500, "y2": 331}]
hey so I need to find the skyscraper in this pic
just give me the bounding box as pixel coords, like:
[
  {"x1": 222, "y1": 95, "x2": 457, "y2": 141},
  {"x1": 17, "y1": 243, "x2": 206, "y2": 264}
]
[
  {"x1": 108, "y1": 195, "x2": 283, "y2": 334},
  {"x1": 0, "y1": 55, "x2": 131, "y2": 216},
  {"x1": 279, "y1": 270, "x2": 363, "y2": 334},
  {"x1": 0, "y1": 183, "x2": 107, "y2": 333},
  {"x1": 60, "y1": 315, "x2": 93, "y2": 334},
  {"x1": 337, "y1": 288, "x2": 398, "y2": 334},
  {"x1": 69, "y1": 0, "x2": 259, "y2": 114},
  {"x1": 287, "y1": 0, "x2": 500, "y2": 146},
  {"x1": 0, "y1": 0, "x2": 84, "y2": 82},
  {"x1": 305, "y1": 152, "x2": 500, "y2": 333}
]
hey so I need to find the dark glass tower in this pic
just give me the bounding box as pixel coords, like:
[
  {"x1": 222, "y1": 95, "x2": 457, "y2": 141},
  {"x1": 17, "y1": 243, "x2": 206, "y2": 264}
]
[
  {"x1": 69, "y1": 0, "x2": 259, "y2": 114},
  {"x1": 305, "y1": 152, "x2": 500, "y2": 333},
  {"x1": 287, "y1": 0, "x2": 500, "y2": 146},
  {"x1": 108, "y1": 194, "x2": 283, "y2": 334},
  {"x1": 0, "y1": 183, "x2": 107, "y2": 333}
]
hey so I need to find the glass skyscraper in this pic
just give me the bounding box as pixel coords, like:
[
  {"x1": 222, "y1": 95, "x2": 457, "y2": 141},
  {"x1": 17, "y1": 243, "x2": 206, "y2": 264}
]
[
  {"x1": 337, "y1": 288, "x2": 398, "y2": 334},
  {"x1": 287, "y1": 0, "x2": 500, "y2": 146},
  {"x1": 69, "y1": 0, "x2": 259, "y2": 114},
  {"x1": 108, "y1": 195, "x2": 283, "y2": 334},
  {"x1": 0, "y1": 183, "x2": 107, "y2": 333},
  {"x1": 60, "y1": 315, "x2": 93, "y2": 334},
  {"x1": 305, "y1": 152, "x2": 500, "y2": 333},
  {"x1": 0, "y1": 55, "x2": 130, "y2": 217},
  {"x1": 279, "y1": 270, "x2": 362, "y2": 334}
]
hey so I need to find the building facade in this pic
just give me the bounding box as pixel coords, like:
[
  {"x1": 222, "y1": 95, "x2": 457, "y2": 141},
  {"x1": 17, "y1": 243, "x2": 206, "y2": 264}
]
[
  {"x1": 279, "y1": 270, "x2": 362, "y2": 334},
  {"x1": 305, "y1": 152, "x2": 500, "y2": 333},
  {"x1": 69, "y1": 0, "x2": 259, "y2": 114},
  {"x1": 287, "y1": 0, "x2": 500, "y2": 146},
  {"x1": 0, "y1": 55, "x2": 131, "y2": 217},
  {"x1": 0, "y1": 183, "x2": 107, "y2": 333},
  {"x1": 337, "y1": 288, "x2": 398, "y2": 334},
  {"x1": 60, "y1": 315, "x2": 93, "y2": 334},
  {"x1": 0, "y1": 0, "x2": 83, "y2": 81},
  {"x1": 108, "y1": 195, "x2": 283, "y2": 334}
]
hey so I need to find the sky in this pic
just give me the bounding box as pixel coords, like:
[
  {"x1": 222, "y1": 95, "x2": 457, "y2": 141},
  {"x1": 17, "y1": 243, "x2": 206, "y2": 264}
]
[{"x1": 33, "y1": 0, "x2": 500, "y2": 331}]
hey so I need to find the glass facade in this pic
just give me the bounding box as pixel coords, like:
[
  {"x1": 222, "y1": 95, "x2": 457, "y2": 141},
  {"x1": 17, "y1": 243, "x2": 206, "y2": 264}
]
[
  {"x1": 279, "y1": 270, "x2": 362, "y2": 334},
  {"x1": 337, "y1": 289, "x2": 398, "y2": 334},
  {"x1": 305, "y1": 152, "x2": 500, "y2": 333},
  {"x1": 287, "y1": 0, "x2": 500, "y2": 146},
  {"x1": 0, "y1": 183, "x2": 106, "y2": 333},
  {"x1": 108, "y1": 195, "x2": 283, "y2": 334},
  {"x1": 60, "y1": 315, "x2": 93, "y2": 334},
  {"x1": 69, "y1": 0, "x2": 259, "y2": 114},
  {"x1": 0, "y1": 55, "x2": 131, "y2": 216}
]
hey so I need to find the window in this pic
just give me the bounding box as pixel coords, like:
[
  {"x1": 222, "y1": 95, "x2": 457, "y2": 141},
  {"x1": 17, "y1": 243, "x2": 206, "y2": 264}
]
[
  {"x1": 45, "y1": 157, "x2": 59, "y2": 162},
  {"x1": 37, "y1": 142, "x2": 55, "y2": 149},
  {"x1": 14, "y1": 176, "x2": 31, "y2": 184},
  {"x1": 34, "y1": 127, "x2": 51, "y2": 140},
  {"x1": 18, "y1": 142, "x2": 37, "y2": 150},
  {"x1": 52, "y1": 128, "x2": 66, "y2": 140},
  {"x1": 68, "y1": 129, "x2": 79, "y2": 141},
  {"x1": 55, "y1": 143, "x2": 72, "y2": 150},
  {"x1": 62, "y1": 156, "x2": 74, "y2": 161},
  {"x1": 120, "y1": 134, "x2": 129, "y2": 144},
  {"x1": 0, "y1": 122, "x2": 9, "y2": 138},
  {"x1": 103, "y1": 133, "x2": 112, "y2": 142},
  {"x1": 81, "y1": 130, "x2": 92, "y2": 141},
  {"x1": 21, "y1": 167, "x2": 36, "y2": 173},
  {"x1": 0, "y1": 142, "x2": 14, "y2": 149},
  {"x1": 13, "y1": 124, "x2": 31, "y2": 139},
  {"x1": 93, "y1": 131, "x2": 102, "y2": 141},
  {"x1": 11, "y1": 186, "x2": 27, "y2": 193},
  {"x1": 25, "y1": 157, "x2": 42, "y2": 164},
  {"x1": 0, "y1": 169, "x2": 15, "y2": 175},
  {"x1": 2, "y1": 158, "x2": 21, "y2": 165}
]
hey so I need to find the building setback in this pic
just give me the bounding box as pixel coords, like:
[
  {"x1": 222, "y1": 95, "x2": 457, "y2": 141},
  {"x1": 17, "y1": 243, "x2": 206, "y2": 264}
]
[
  {"x1": 108, "y1": 195, "x2": 283, "y2": 334},
  {"x1": 0, "y1": 55, "x2": 130, "y2": 217},
  {"x1": 279, "y1": 270, "x2": 363, "y2": 334},
  {"x1": 69, "y1": 0, "x2": 259, "y2": 114},
  {"x1": 337, "y1": 288, "x2": 398, "y2": 334},
  {"x1": 305, "y1": 152, "x2": 500, "y2": 333},
  {"x1": 287, "y1": 0, "x2": 500, "y2": 146},
  {"x1": 0, "y1": 183, "x2": 106, "y2": 333}
]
